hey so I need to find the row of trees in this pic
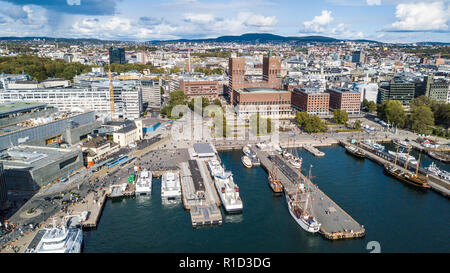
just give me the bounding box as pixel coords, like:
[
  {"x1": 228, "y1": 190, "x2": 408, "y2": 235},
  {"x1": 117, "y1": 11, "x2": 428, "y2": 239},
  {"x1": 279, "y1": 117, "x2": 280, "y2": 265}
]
[
  {"x1": 362, "y1": 99, "x2": 377, "y2": 112},
  {"x1": 295, "y1": 112, "x2": 327, "y2": 133},
  {"x1": 193, "y1": 67, "x2": 224, "y2": 75}
]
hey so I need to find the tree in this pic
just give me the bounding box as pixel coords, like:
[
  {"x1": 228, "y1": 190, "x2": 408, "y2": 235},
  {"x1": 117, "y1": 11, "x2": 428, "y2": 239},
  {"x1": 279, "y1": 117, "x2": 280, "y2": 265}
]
[
  {"x1": 354, "y1": 120, "x2": 362, "y2": 130},
  {"x1": 410, "y1": 95, "x2": 432, "y2": 108},
  {"x1": 304, "y1": 115, "x2": 327, "y2": 133},
  {"x1": 367, "y1": 101, "x2": 377, "y2": 112},
  {"x1": 362, "y1": 99, "x2": 369, "y2": 110},
  {"x1": 267, "y1": 118, "x2": 272, "y2": 133},
  {"x1": 378, "y1": 100, "x2": 406, "y2": 128},
  {"x1": 431, "y1": 102, "x2": 450, "y2": 128},
  {"x1": 333, "y1": 109, "x2": 348, "y2": 124},
  {"x1": 212, "y1": 98, "x2": 222, "y2": 107},
  {"x1": 410, "y1": 105, "x2": 434, "y2": 133},
  {"x1": 295, "y1": 112, "x2": 309, "y2": 126}
]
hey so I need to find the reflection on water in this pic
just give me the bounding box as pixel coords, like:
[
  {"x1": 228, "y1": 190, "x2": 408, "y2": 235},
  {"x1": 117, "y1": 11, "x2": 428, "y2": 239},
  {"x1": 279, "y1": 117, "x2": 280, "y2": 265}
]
[
  {"x1": 223, "y1": 212, "x2": 243, "y2": 224},
  {"x1": 162, "y1": 198, "x2": 182, "y2": 207}
]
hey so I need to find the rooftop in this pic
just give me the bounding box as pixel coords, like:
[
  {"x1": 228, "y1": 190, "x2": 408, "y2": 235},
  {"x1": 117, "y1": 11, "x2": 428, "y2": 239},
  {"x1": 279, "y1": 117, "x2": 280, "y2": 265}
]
[
  {"x1": 0, "y1": 145, "x2": 77, "y2": 169},
  {"x1": 0, "y1": 102, "x2": 47, "y2": 117},
  {"x1": 193, "y1": 142, "x2": 215, "y2": 155},
  {"x1": 238, "y1": 87, "x2": 288, "y2": 94}
]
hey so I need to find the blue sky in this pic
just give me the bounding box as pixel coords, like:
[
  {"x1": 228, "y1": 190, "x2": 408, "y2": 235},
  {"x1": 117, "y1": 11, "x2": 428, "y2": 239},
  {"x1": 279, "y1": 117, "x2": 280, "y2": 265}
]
[{"x1": 0, "y1": 0, "x2": 448, "y2": 42}]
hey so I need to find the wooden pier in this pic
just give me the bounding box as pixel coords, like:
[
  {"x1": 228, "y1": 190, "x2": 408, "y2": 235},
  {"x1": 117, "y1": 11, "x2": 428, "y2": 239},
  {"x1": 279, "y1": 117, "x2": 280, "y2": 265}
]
[
  {"x1": 302, "y1": 144, "x2": 325, "y2": 157},
  {"x1": 253, "y1": 146, "x2": 365, "y2": 240},
  {"x1": 190, "y1": 204, "x2": 222, "y2": 227},
  {"x1": 79, "y1": 190, "x2": 107, "y2": 229}
]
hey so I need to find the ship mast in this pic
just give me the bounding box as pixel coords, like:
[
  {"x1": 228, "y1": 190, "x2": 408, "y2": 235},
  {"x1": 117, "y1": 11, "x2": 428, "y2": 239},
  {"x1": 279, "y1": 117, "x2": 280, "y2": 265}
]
[
  {"x1": 394, "y1": 144, "x2": 399, "y2": 166},
  {"x1": 415, "y1": 152, "x2": 421, "y2": 177},
  {"x1": 404, "y1": 145, "x2": 411, "y2": 170}
]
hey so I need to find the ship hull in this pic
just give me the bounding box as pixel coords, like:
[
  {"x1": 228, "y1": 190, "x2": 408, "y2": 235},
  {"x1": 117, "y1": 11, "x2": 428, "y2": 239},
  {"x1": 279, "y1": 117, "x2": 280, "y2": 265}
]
[
  {"x1": 285, "y1": 194, "x2": 320, "y2": 233},
  {"x1": 345, "y1": 147, "x2": 365, "y2": 158},
  {"x1": 384, "y1": 165, "x2": 430, "y2": 189}
]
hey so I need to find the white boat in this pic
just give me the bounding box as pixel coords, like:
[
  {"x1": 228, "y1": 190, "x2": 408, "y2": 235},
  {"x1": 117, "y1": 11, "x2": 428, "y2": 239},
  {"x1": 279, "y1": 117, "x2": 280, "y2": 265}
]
[
  {"x1": 161, "y1": 172, "x2": 181, "y2": 200},
  {"x1": 242, "y1": 156, "x2": 252, "y2": 168},
  {"x1": 273, "y1": 144, "x2": 283, "y2": 153},
  {"x1": 282, "y1": 150, "x2": 293, "y2": 159},
  {"x1": 285, "y1": 186, "x2": 321, "y2": 233},
  {"x1": 207, "y1": 158, "x2": 223, "y2": 177},
  {"x1": 393, "y1": 139, "x2": 409, "y2": 148},
  {"x1": 214, "y1": 168, "x2": 243, "y2": 213},
  {"x1": 388, "y1": 151, "x2": 418, "y2": 165},
  {"x1": 289, "y1": 157, "x2": 302, "y2": 169},
  {"x1": 427, "y1": 162, "x2": 450, "y2": 181},
  {"x1": 256, "y1": 143, "x2": 266, "y2": 149},
  {"x1": 33, "y1": 218, "x2": 83, "y2": 253},
  {"x1": 242, "y1": 145, "x2": 251, "y2": 156},
  {"x1": 135, "y1": 169, "x2": 152, "y2": 195}
]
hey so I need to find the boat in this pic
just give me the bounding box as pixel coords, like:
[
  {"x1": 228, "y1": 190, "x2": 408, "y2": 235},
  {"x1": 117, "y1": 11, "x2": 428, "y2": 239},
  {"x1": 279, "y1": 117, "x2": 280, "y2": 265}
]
[
  {"x1": 213, "y1": 168, "x2": 243, "y2": 213},
  {"x1": 285, "y1": 166, "x2": 321, "y2": 233},
  {"x1": 32, "y1": 218, "x2": 83, "y2": 253},
  {"x1": 241, "y1": 156, "x2": 252, "y2": 168},
  {"x1": 388, "y1": 150, "x2": 417, "y2": 165},
  {"x1": 393, "y1": 139, "x2": 409, "y2": 148},
  {"x1": 363, "y1": 140, "x2": 385, "y2": 151},
  {"x1": 268, "y1": 164, "x2": 283, "y2": 194},
  {"x1": 282, "y1": 150, "x2": 292, "y2": 159},
  {"x1": 273, "y1": 144, "x2": 283, "y2": 153},
  {"x1": 384, "y1": 146, "x2": 430, "y2": 189},
  {"x1": 427, "y1": 151, "x2": 450, "y2": 164},
  {"x1": 135, "y1": 169, "x2": 152, "y2": 195},
  {"x1": 345, "y1": 145, "x2": 365, "y2": 158},
  {"x1": 161, "y1": 172, "x2": 181, "y2": 200},
  {"x1": 207, "y1": 158, "x2": 223, "y2": 177},
  {"x1": 426, "y1": 162, "x2": 450, "y2": 181},
  {"x1": 288, "y1": 157, "x2": 302, "y2": 169}
]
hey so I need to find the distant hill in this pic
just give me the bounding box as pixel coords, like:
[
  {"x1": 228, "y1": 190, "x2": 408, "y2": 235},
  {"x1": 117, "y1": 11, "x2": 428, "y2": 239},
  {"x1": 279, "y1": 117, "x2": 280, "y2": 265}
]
[{"x1": 148, "y1": 33, "x2": 380, "y2": 44}]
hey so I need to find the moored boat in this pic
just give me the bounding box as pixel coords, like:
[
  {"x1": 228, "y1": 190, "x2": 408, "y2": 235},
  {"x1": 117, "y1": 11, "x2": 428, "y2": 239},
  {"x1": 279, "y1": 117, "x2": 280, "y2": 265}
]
[
  {"x1": 345, "y1": 145, "x2": 365, "y2": 158},
  {"x1": 241, "y1": 156, "x2": 252, "y2": 168}
]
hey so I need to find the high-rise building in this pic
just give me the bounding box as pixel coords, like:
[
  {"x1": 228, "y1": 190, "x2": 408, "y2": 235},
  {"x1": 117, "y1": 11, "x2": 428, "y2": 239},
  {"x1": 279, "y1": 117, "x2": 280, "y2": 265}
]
[
  {"x1": 352, "y1": 51, "x2": 364, "y2": 64},
  {"x1": 141, "y1": 79, "x2": 162, "y2": 110},
  {"x1": 109, "y1": 47, "x2": 126, "y2": 65},
  {"x1": 424, "y1": 76, "x2": 449, "y2": 102},
  {"x1": 262, "y1": 55, "x2": 282, "y2": 89},
  {"x1": 228, "y1": 57, "x2": 246, "y2": 101}
]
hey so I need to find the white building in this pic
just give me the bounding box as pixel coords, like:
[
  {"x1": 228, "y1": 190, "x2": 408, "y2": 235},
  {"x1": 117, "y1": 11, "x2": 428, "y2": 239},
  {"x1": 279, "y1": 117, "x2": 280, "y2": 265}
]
[{"x1": 356, "y1": 83, "x2": 378, "y2": 102}]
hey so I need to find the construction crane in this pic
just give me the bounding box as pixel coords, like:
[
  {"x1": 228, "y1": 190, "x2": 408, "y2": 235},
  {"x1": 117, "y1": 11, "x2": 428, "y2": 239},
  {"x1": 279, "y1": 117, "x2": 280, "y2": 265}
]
[{"x1": 108, "y1": 65, "x2": 115, "y2": 121}]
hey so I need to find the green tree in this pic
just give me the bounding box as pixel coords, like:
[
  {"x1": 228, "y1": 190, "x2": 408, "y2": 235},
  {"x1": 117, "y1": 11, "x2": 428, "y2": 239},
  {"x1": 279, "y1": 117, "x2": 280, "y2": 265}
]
[
  {"x1": 267, "y1": 117, "x2": 272, "y2": 133},
  {"x1": 354, "y1": 120, "x2": 362, "y2": 130},
  {"x1": 333, "y1": 109, "x2": 349, "y2": 124},
  {"x1": 410, "y1": 105, "x2": 434, "y2": 133},
  {"x1": 295, "y1": 112, "x2": 309, "y2": 126},
  {"x1": 367, "y1": 101, "x2": 377, "y2": 112},
  {"x1": 304, "y1": 115, "x2": 327, "y2": 133},
  {"x1": 212, "y1": 98, "x2": 222, "y2": 107},
  {"x1": 362, "y1": 99, "x2": 369, "y2": 110},
  {"x1": 378, "y1": 100, "x2": 406, "y2": 128}
]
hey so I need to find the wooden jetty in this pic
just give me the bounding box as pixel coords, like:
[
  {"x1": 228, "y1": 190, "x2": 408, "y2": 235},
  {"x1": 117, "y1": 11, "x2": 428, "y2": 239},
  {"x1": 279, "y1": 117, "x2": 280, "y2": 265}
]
[
  {"x1": 80, "y1": 190, "x2": 107, "y2": 228},
  {"x1": 253, "y1": 145, "x2": 365, "y2": 240},
  {"x1": 302, "y1": 144, "x2": 325, "y2": 157}
]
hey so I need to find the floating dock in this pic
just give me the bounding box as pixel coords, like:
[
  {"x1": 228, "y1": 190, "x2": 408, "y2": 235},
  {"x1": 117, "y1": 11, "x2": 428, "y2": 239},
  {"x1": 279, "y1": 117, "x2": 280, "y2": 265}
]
[
  {"x1": 302, "y1": 144, "x2": 325, "y2": 157},
  {"x1": 253, "y1": 146, "x2": 365, "y2": 240},
  {"x1": 190, "y1": 204, "x2": 222, "y2": 227}
]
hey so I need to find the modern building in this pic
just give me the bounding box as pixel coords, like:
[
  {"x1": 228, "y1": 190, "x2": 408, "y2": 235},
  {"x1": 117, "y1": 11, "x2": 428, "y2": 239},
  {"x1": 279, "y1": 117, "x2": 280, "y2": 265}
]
[
  {"x1": 232, "y1": 87, "x2": 292, "y2": 119},
  {"x1": 356, "y1": 83, "x2": 379, "y2": 103},
  {"x1": 0, "y1": 163, "x2": 7, "y2": 210},
  {"x1": 140, "y1": 79, "x2": 162, "y2": 110},
  {"x1": 0, "y1": 81, "x2": 143, "y2": 120},
  {"x1": 291, "y1": 88, "x2": 330, "y2": 115},
  {"x1": 378, "y1": 79, "x2": 415, "y2": 106},
  {"x1": 228, "y1": 53, "x2": 282, "y2": 102},
  {"x1": 326, "y1": 87, "x2": 361, "y2": 115},
  {"x1": 109, "y1": 47, "x2": 126, "y2": 65},
  {"x1": 424, "y1": 76, "x2": 449, "y2": 102},
  {"x1": 0, "y1": 102, "x2": 57, "y2": 128},
  {"x1": 179, "y1": 78, "x2": 220, "y2": 100},
  {"x1": 352, "y1": 51, "x2": 365, "y2": 64},
  {"x1": 0, "y1": 145, "x2": 83, "y2": 191}
]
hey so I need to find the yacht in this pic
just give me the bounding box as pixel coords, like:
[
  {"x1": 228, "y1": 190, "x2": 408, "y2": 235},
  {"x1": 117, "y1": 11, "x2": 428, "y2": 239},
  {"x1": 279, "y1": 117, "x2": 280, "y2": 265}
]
[
  {"x1": 135, "y1": 169, "x2": 152, "y2": 195},
  {"x1": 273, "y1": 144, "x2": 283, "y2": 154},
  {"x1": 427, "y1": 162, "x2": 450, "y2": 181},
  {"x1": 393, "y1": 139, "x2": 409, "y2": 148},
  {"x1": 388, "y1": 151, "x2": 418, "y2": 165},
  {"x1": 241, "y1": 156, "x2": 252, "y2": 168},
  {"x1": 288, "y1": 157, "x2": 302, "y2": 169},
  {"x1": 161, "y1": 172, "x2": 181, "y2": 200},
  {"x1": 214, "y1": 168, "x2": 243, "y2": 213},
  {"x1": 32, "y1": 218, "x2": 83, "y2": 253}
]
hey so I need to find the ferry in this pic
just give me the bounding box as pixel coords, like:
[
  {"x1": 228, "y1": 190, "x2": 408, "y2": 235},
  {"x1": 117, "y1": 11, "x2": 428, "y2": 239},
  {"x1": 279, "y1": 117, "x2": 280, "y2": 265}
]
[
  {"x1": 135, "y1": 169, "x2": 152, "y2": 195},
  {"x1": 213, "y1": 168, "x2": 243, "y2": 213},
  {"x1": 241, "y1": 156, "x2": 252, "y2": 168},
  {"x1": 32, "y1": 218, "x2": 83, "y2": 253},
  {"x1": 285, "y1": 184, "x2": 321, "y2": 233},
  {"x1": 208, "y1": 158, "x2": 223, "y2": 177},
  {"x1": 345, "y1": 145, "x2": 365, "y2": 158},
  {"x1": 161, "y1": 172, "x2": 181, "y2": 200}
]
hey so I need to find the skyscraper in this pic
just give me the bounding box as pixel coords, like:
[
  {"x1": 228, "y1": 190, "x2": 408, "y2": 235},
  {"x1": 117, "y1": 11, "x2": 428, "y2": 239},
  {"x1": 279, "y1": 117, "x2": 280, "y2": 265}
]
[
  {"x1": 352, "y1": 51, "x2": 364, "y2": 64},
  {"x1": 109, "y1": 47, "x2": 126, "y2": 65}
]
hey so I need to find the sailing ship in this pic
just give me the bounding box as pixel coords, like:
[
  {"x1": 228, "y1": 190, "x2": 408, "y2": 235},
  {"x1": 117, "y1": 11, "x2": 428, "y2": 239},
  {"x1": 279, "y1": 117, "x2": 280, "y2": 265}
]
[
  {"x1": 384, "y1": 145, "x2": 431, "y2": 189},
  {"x1": 285, "y1": 165, "x2": 321, "y2": 233},
  {"x1": 268, "y1": 162, "x2": 283, "y2": 194},
  {"x1": 345, "y1": 145, "x2": 365, "y2": 158}
]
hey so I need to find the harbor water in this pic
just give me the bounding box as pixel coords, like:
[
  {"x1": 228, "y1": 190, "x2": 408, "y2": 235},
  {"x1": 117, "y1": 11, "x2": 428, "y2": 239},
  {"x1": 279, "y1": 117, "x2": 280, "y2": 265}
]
[{"x1": 83, "y1": 146, "x2": 450, "y2": 253}]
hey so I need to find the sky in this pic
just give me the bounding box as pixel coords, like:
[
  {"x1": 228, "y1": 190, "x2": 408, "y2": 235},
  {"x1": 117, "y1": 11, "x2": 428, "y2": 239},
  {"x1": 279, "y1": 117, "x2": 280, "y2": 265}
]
[{"x1": 0, "y1": 0, "x2": 448, "y2": 43}]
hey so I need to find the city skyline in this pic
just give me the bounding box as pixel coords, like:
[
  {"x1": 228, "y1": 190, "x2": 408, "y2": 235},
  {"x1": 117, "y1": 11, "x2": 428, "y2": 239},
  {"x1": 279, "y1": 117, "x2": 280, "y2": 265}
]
[{"x1": 0, "y1": 0, "x2": 448, "y2": 43}]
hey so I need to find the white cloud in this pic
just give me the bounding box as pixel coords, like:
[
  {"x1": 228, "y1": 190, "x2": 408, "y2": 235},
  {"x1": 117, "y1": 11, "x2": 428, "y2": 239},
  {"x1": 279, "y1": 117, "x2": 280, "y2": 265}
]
[
  {"x1": 386, "y1": 1, "x2": 450, "y2": 31},
  {"x1": 183, "y1": 13, "x2": 215, "y2": 24},
  {"x1": 242, "y1": 13, "x2": 277, "y2": 27},
  {"x1": 301, "y1": 10, "x2": 333, "y2": 33},
  {"x1": 366, "y1": 0, "x2": 381, "y2": 5}
]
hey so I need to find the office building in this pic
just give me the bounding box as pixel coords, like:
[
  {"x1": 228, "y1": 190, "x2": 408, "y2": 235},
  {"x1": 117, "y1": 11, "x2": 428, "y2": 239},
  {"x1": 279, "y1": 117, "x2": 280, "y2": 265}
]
[
  {"x1": 141, "y1": 79, "x2": 162, "y2": 110},
  {"x1": 180, "y1": 78, "x2": 220, "y2": 100},
  {"x1": 424, "y1": 76, "x2": 449, "y2": 102},
  {"x1": 326, "y1": 87, "x2": 361, "y2": 115},
  {"x1": 291, "y1": 88, "x2": 330, "y2": 115},
  {"x1": 352, "y1": 51, "x2": 365, "y2": 64},
  {"x1": 109, "y1": 47, "x2": 126, "y2": 65},
  {"x1": 378, "y1": 79, "x2": 415, "y2": 106}
]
